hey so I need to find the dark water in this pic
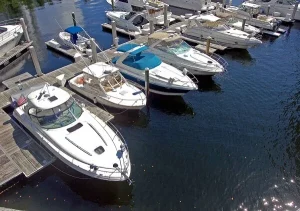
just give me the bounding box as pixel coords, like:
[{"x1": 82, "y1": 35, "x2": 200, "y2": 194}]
[{"x1": 0, "y1": 0, "x2": 300, "y2": 210}]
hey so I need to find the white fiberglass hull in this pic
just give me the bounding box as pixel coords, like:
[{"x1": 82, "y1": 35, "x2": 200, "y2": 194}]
[
  {"x1": 183, "y1": 28, "x2": 261, "y2": 49},
  {"x1": 69, "y1": 75, "x2": 146, "y2": 110},
  {"x1": 148, "y1": 48, "x2": 224, "y2": 76},
  {"x1": 13, "y1": 108, "x2": 131, "y2": 181},
  {"x1": 0, "y1": 27, "x2": 23, "y2": 57}
]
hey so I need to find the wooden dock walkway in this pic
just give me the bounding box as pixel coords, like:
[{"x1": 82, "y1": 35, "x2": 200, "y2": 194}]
[
  {"x1": 0, "y1": 42, "x2": 32, "y2": 69},
  {"x1": 0, "y1": 58, "x2": 114, "y2": 186}
]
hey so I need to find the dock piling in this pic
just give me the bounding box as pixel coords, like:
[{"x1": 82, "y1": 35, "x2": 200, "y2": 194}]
[
  {"x1": 206, "y1": 37, "x2": 211, "y2": 55},
  {"x1": 72, "y1": 12, "x2": 77, "y2": 26},
  {"x1": 29, "y1": 46, "x2": 43, "y2": 76},
  {"x1": 20, "y1": 18, "x2": 30, "y2": 43},
  {"x1": 223, "y1": 0, "x2": 226, "y2": 8},
  {"x1": 164, "y1": 4, "x2": 169, "y2": 28},
  {"x1": 111, "y1": 21, "x2": 118, "y2": 47},
  {"x1": 216, "y1": 2, "x2": 220, "y2": 10},
  {"x1": 242, "y1": 18, "x2": 246, "y2": 31},
  {"x1": 150, "y1": 19, "x2": 154, "y2": 34},
  {"x1": 90, "y1": 38, "x2": 97, "y2": 63},
  {"x1": 229, "y1": 0, "x2": 232, "y2": 6},
  {"x1": 267, "y1": 5, "x2": 270, "y2": 16},
  {"x1": 145, "y1": 68, "x2": 150, "y2": 100},
  {"x1": 292, "y1": 1, "x2": 299, "y2": 20},
  {"x1": 111, "y1": 0, "x2": 115, "y2": 11}
]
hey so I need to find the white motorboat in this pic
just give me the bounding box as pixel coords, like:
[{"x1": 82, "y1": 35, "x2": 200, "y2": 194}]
[
  {"x1": 59, "y1": 26, "x2": 90, "y2": 52},
  {"x1": 247, "y1": 0, "x2": 300, "y2": 21},
  {"x1": 106, "y1": 0, "x2": 174, "y2": 25},
  {"x1": 112, "y1": 44, "x2": 198, "y2": 96},
  {"x1": 12, "y1": 84, "x2": 131, "y2": 182},
  {"x1": 161, "y1": 0, "x2": 215, "y2": 11},
  {"x1": 147, "y1": 32, "x2": 227, "y2": 76},
  {"x1": 216, "y1": 2, "x2": 282, "y2": 31},
  {"x1": 183, "y1": 16, "x2": 262, "y2": 49},
  {"x1": 106, "y1": 11, "x2": 150, "y2": 34},
  {"x1": 198, "y1": 13, "x2": 261, "y2": 35},
  {"x1": 69, "y1": 62, "x2": 147, "y2": 110},
  {"x1": 0, "y1": 19, "x2": 23, "y2": 57}
]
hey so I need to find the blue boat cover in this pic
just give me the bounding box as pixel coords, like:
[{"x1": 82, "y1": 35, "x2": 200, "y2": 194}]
[
  {"x1": 65, "y1": 26, "x2": 83, "y2": 35},
  {"x1": 117, "y1": 43, "x2": 140, "y2": 52},
  {"x1": 112, "y1": 52, "x2": 161, "y2": 71}
]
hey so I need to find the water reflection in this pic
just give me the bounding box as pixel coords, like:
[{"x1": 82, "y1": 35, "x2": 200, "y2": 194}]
[
  {"x1": 111, "y1": 110, "x2": 150, "y2": 128},
  {"x1": 197, "y1": 76, "x2": 222, "y2": 92},
  {"x1": 222, "y1": 49, "x2": 254, "y2": 65},
  {"x1": 148, "y1": 95, "x2": 194, "y2": 116}
]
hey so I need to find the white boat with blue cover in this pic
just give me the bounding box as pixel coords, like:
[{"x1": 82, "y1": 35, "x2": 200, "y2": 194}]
[
  {"x1": 59, "y1": 26, "x2": 90, "y2": 52},
  {"x1": 12, "y1": 84, "x2": 131, "y2": 182},
  {"x1": 112, "y1": 44, "x2": 198, "y2": 96}
]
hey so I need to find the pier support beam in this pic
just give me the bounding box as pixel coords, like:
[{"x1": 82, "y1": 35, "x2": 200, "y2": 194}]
[
  {"x1": 292, "y1": 1, "x2": 299, "y2": 20},
  {"x1": 145, "y1": 68, "x2": 150, "y2": 101},
  {"x1": 111, "y1": 0, "x2": 115, "y2": 11},
  {"x1": 72, "y1": 12, "x2": 77, "y2": 26},
  {"x1": 29, "y1": 46, "x2": 43, "y2": 76},
  {"x1": 164, "y1": 4, "x2": 169, "y2": 28},
  {"x1": 229, "y1": 0, "x2": 232, "y2": 7},
  {"x1": 20, "y1": 18, "x2": 30, "y2": 43},
  {"x1": 111, "y1": 21, "x2": 119, "y2": 48},
  {"x1": 241, "y1": 18, "x2": 246, "y2": 31},
  {"x1": 267, "y1": 5, "x2": 270, "y2": 16},
  {"x1": 150, "y1": 19, "x2": 154, "y2": 34},
  {"x1": 223, "y1": 0, "x2": 226, "y2": 8},
  {"x1": 206, "y1": 36, "x2": 211, "y2": 55},
  {"x1": 90, "y1": 38, "x2": 97, "y2": 64}
]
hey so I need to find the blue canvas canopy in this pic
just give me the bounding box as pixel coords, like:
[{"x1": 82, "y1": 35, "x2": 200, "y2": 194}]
[
  {"x1": 65, "y1": 26, "x2": 83, "y2": 35},
  {"x1": 64, "y1": 26, "x2": 83, "y2": 44},
  {"x1": 117, "y1": 43, "x2": 140, "y2": 52}
]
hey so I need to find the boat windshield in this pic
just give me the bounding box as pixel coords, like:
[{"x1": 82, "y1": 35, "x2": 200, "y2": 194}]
[
  {"x1": 28, "y1": 98, "x2": 83, "y2": 130},
  {"x1": 156, "y1": 40, "x2": 191, "y2": 55},
  {"x1": 99, "y1": 72, "x2": 126, "y2": 92},
  {"x1": 124, "y1": 12, "x2": 136, "y2": 20}
]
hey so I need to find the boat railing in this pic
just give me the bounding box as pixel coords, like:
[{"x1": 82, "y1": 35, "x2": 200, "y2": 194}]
[
  {"x1": 0, "y1": 24, "x2": 22, "y2": 43},
  {"x1": 85, "y1": 80, "x2": 146, "y2": 106},
  {"x1": 210, "y1": 53, "x2": 228, "y2": 71},
  {"x1": 186, "y1": 71, "x2": 199, "y2": 84},
  {"x1": 0, "y1": 18, "x2": 20, "y2": 26}
]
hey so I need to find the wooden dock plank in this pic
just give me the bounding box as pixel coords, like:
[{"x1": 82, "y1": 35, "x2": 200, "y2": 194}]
[
  {"x1": 2, "y1": 73, "x2": 33, "y2": 89},
  {"x1": 0, "y1": 41, "x2": 33, "y2": 66},
  {"x1": 0, "y1": 154, "x2": 21, "y2": 186},
  {"x1": 195, "y1": 44, "x2": 217, "y2": 54},
  {"x1": 0, "y1": 111, "x2": 55, "y2": 183},
  {"x1": 0, "y1": 93, "x2": 10, "y2": 108}
]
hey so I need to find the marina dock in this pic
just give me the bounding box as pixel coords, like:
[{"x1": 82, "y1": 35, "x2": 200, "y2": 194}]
[{"x1": 0, "y1": 57, "x2": 114, "y2": 186}]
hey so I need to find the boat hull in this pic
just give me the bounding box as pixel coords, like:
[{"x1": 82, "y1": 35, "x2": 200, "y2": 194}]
[
  {"x1": 69, "y1": 82, "x2": 146, "y2": 110},
  {"x1": 13, "y1": 110, "x2": 131, "y2": 182},
  {"x1": 183, "y1": 29, "x2": 260, "y2": 49},
  {"x1": 120, "y1": 72, "x2": 191, "y2": 96},
  {"x1": 0, "y1": 32, "x2": 23, "y2": 57}
]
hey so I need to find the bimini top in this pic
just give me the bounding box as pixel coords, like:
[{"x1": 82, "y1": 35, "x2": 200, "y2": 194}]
[
  {"x1": 27, "y1": 85, "x2": 71, "y2": 110},
  {"x1": 83, "y1": 62, "x2": 119, "y2": 78},
  {"x1": 65, "y1": 26, "x2": 83, "y2": 35}
]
